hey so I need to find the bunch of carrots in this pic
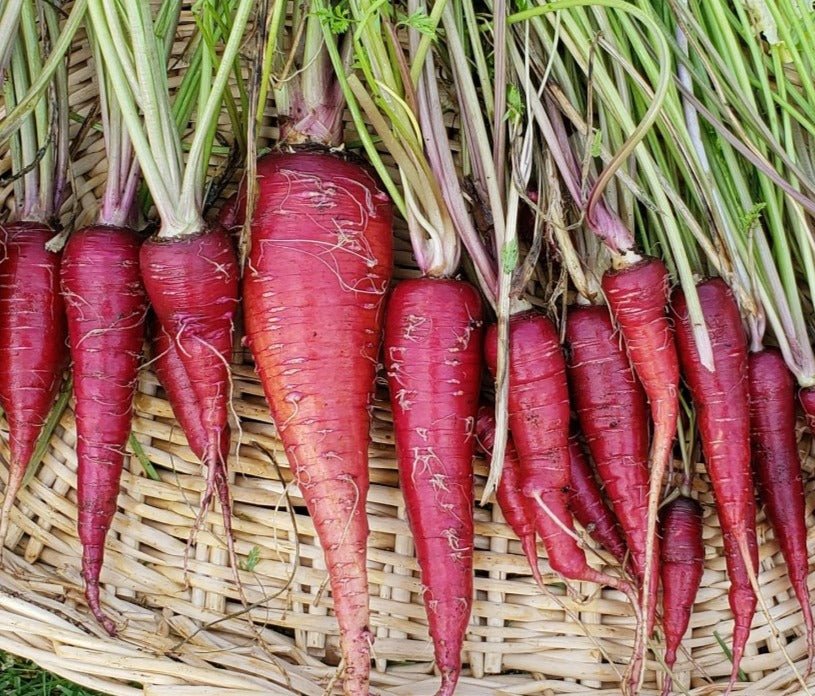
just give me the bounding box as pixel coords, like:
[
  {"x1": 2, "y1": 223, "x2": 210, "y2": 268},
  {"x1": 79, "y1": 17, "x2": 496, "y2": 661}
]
[{"x1": 2, "y1": 1, "x2": 815, "y2": 695}]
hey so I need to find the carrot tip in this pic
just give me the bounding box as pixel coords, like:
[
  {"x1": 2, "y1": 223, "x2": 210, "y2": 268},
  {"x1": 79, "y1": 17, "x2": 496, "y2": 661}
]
[
  {"x1": 87, "y1": 596, "x2": 117, "y2": 637},
  {"x1": 519, "y1": 534, "x2": 543, "y2": 588},
  {"x1": 434, "y1": 669, "x2": 460, "y2": 696}
]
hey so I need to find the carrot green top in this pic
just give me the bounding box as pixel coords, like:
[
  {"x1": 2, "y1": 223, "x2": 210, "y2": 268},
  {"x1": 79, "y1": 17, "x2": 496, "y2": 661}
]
[
  {"x1": 86, "y1": 0, "x2": 253, "y2": 239},
  {"x1": 3, "y1": 0, "x2": 69, "y2": 225}
]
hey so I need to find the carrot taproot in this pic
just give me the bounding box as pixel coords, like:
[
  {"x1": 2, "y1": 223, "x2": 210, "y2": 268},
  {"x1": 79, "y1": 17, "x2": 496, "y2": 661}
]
[
  {"x1": 567, "y1": 435, "x2": 627, "y2": 566},
  {"x1": 384, "y1": 278, "x2": 481, "y2": 696},
  {"x1": 0, "y1": 222, "x2": 66, "y2": 548},
  {"x1": 672, "y1": 278, "x2": 758, "y2": 688},
  {"x1": 140, "y1": 226, "x2": 238, "y2": 540},
  {"x1": 242, "y1": 150, "x2": 392, "y2": 695},
  {"x1": 484, "y1": 313, "x2": 637, "y2": 602},
  {"x1": 475, "y1": 406, "x2": 543, "y2": 587},
  {"x1": 60, "y1": 224, "x2": 147, "y2": 635},
  {"x1": 601, "y1": 260, "x2": 678, "y2": 626},
  {"x1": 748, "y1": 348, "x2": 814, "y2": 670},
  {"x1": 564, "y1": 304, "x2": 656, "y2": 630},
  {"x1": 151, "y1": 319, "x2": 232, "y2": 533},
  {"x1": 660, "y1": 495, "x2": 704, "y2": 696}
]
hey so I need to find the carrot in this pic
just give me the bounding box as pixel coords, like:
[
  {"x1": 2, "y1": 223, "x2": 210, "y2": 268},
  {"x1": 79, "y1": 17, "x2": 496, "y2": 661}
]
[
  {"x1": 151, "y1": 319, "x2": 232, "y2": 532},
  {"x1": 601, "y1": 260, "x2": 677, "y2": 624},
  {"x1": 799, "y1": 388, "x2": 815, "y2": 435},
  {"x1": 243, "y1": 150, "x2": 392, "y2": 694},
  {"x1": 660, "y1": 495, "x2": 704, "y2": 696},
  {"x1": 475, "y1": 406, "x2": 543, "y2": 587},
  {"x1": 567, "y1": 435, "x2": 627, "y2": 566},
  {"x1": 384, "y1": 278, "x2": 481, "y2": 695},
  {"x1": 672, "y1": 278, "x2": 758, "y2": 687},
  {"x1": 140, "y1": 227, "x2": 238, "y2": 537},
  {"x1": 60, "y1": 224, "x2": 147, "y2": 635},
  {"x1": 0, "y1": 222, "x2": 67, "y2": 548},
  {"x1": 564, "y1": 303, "x2": 656, "y2": 630},
  {"x1": 484, "y1": 312, "x2": 637, "y2": 603},
  {"x1": 748, "y1": 348, "x2": 814, "y2": 670}
]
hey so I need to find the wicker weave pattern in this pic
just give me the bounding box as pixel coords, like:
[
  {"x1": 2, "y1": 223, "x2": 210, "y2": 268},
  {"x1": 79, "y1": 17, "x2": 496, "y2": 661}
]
[{"x1": 1, "y1": 11, "x2": 815, "y2": 696}]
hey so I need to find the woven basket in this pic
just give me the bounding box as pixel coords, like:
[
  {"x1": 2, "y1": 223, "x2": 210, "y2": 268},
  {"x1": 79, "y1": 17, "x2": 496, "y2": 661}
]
[{"x1": 1, "y1": 9, "x2": 815, "y2": 696}]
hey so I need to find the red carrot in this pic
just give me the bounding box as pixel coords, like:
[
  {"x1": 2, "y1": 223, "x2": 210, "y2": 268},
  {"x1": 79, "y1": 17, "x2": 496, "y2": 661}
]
[
  {"x1": 60, "y1": 225, "x2": 147, "y2": 635},
  {"x1": 140, "y1": 227, "x2": 238, "y2": 538},
  {"x1": 660, "y1": 495, "x2": 704, "y2": 696},
  {"x1": 799, "y1": 388, "x2": 815, "y2": 434},
  {"x1": 484, "y1": 313, "x2": 637, "y2": 602},
  {"x1": 151, "y1": 319, "x2": 232, "y2": 531},
  {"x1": 567, "y1": 435, "x2": 627, "y2": 566},
  {"x1": 0, "y1": 223, "x2": 67, "y2": 548},
  {"x1": 748, "y1": 348, "x2": 814, "y2": 670},
  {"x1": 243, "y1": 150, "x2": 392, "y2": 694},
  {"x1": 564, "y1": 304, "x2": 656, "y2": 631},
  {"x1": 86, "y1": 0, "x2": 250, "y2": 632},
  {"x1": 384, "y1": 279, "x2": 481, "y2": 696},
  {"x1": 475, "y1": 407, "x2": 543, "y2": 587},
  {"x1": 601, "y1": 259, "x2": 678, "y2": 634},
  {"x1": 673, "y1": 278, "x2": 758, "y2": 688}
]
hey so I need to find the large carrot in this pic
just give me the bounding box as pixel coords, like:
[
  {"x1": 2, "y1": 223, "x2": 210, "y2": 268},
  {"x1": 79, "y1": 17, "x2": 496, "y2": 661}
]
[
  {"x1": 384, "y1": 279, "x2": 481, "y2": 696},
  {"x1": 566, "y1": 436, "x2": 627, "y2": 566},
  {"x1": 0, "y1": 223, "x2": 67, "y2": 547},
  {"x1": 243, "y1": 150, "x2": 392, "y2": 694},
  {"x1": 660, "y1": 495, "x2": 704, "y2": 696},
  {"x1": 484, "y1": 313, "x2": 637, "y2": 600},
  {"x1": 748, "y1": 348, "x2": 814, "y2": 669},
  {"x1": 60, "y1": 225, "x2": 147, "y2": 635},
  {"x1": 672, "y1": 278, "x2": 758, "y2": 687},
  {"x1": 476, "y1": 407, "x2": 543, "y2": 587},
  {"x1": 564, "y1": 303, "x2": 656, "y2": 630}
]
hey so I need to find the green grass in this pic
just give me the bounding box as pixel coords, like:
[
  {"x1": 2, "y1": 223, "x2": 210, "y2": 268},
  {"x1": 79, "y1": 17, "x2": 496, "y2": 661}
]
[{"x1": 0, "y1": 652, "x2": 103, "y2": 696}]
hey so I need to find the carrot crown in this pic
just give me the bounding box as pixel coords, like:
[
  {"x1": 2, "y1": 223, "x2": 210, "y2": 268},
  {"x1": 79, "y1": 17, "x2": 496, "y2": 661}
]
[
  {"x1": 86, "y1": 0, "x2": 253, "y2": 238},
  {"x1": 2, "y1": 0, "x2": 69, "y2": 225}
]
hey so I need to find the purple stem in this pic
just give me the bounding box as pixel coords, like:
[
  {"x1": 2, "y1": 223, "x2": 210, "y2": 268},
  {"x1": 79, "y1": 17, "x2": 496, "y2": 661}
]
[
  {"x1": 677, "y1": 84, "x2": 815, "y2": 217},
  {"x1": 409, "y1": 0, "x2": 498, "y2": 296},
  {"x1": 544, "y1": 99, "x2": 634, "y2": 254}
]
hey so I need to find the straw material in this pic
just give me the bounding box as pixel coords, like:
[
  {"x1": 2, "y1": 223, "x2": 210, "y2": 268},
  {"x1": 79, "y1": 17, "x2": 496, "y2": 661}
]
[{"x1": 1, "y1": 7, "x2": 815, "y2": 696}]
